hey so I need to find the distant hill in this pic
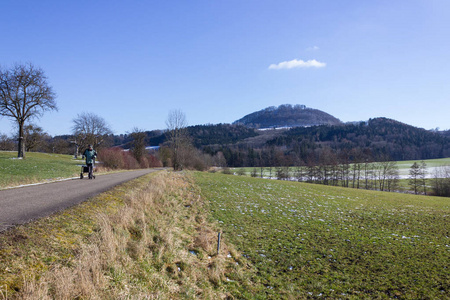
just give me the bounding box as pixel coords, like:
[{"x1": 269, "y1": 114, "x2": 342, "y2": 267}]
[
  {"x1": 233, "y1": 104, "x2": 342, "y2": 129},
  {"x1": 267, "y1": 117, "x2": 450, "y2": 161}
]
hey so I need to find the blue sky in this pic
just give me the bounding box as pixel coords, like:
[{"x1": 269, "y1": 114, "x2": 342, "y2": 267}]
[{"x1": 1, "y1": 0, "x2": 449, "y2": 136}]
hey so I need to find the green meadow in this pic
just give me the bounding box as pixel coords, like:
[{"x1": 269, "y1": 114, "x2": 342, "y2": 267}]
[
  {"x1": 0, "y1": 151, "x2": 82, "y2": 189},
  {"x1": 395, "y1": 157, "x2": 450, "y2": 168},
  {"x1": 195, "y1": 172, "x2": 450, "y2": 299}
]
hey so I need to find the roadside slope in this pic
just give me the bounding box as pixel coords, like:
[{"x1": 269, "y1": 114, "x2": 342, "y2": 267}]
[{"x1": 0, "y1": 171, "x2": 258, "y2": 299}]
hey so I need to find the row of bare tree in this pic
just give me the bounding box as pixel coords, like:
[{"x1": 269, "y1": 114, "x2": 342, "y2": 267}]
[
  {"x1": 247, "y1": 160, "x2": 450, "y2": 197},
  {"x1": 249, "y1": 160, "x2": 401, "y2": 192}
]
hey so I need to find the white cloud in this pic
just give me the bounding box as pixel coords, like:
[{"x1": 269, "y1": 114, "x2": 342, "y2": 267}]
[
  {"x1": 268, "y1": 59, "x2": 326, "y2": 70},
  {"x1": 306, "y1": 46, "x2": 320, "y2": 51}
]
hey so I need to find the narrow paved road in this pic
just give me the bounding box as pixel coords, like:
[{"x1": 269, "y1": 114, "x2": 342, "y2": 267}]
[{"x1": 0, "y1": 169, "x2": 162, "y2": 232}]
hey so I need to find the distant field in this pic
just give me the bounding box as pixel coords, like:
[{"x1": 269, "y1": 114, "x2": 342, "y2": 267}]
[
  {"x1": 396, "y1": 157, "x2": 450, "y2": 168},
  {"x1": 0, "y1": 151, "x2": 82, "y2": 189},
  {"x1": 233, "y1": 157, "x2": 450, "y2": 178},
  {"x1": 195, "y1": 172, "x2": 450, "y2": 299},
  {"x1": 396, "y1": 157, "x2": 450, "y2": 177},
  {"x1": 231, "y1": 157, "x2": 450, "y2": 194}
]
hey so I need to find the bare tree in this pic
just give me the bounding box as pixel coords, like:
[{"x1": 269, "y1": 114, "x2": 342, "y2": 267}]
[
  {"x1": 213, "y1": 151, "x2": 227, "y2": 168},
  {"x1": 432, "y1": 166, "x2": 450, "y2": 197},
  {"x1": 72, "y1": 112, "x2": 112, "y2": 152},
  {"x1": 23, "y1": 124, "x2": 49, "y2": 152},
  {"x1": 294, "y1": 165, "x2": 305, "y2": 182},
  {"x1": 419, "y1": 161, "x2": 428, "y2": 195},
  {"x1": 0, "y1": 63, "x2": 57, "y2": 158},
  {"x1": 165, "y1": 109, "x2": 190, "y2": 170},
  {"x1": 0, "y1": 134, "x2": 14, "y2": 150},
  {"x1": 129, "y1": 127, "x2": 147, "y2": 164},
  {"x1": 374, "y1": 160, "x2": 399, "y2": 192},
  {"x1": 385, "y1": 163, "x2": 400, "y2": 192}
]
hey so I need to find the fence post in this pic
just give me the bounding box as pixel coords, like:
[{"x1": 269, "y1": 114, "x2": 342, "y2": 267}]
[{"x1": 217, "y1": 232, "x2": 222, "y2": 255}]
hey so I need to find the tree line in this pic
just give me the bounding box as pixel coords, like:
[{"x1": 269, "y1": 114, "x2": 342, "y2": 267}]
[
  {"x1": 240, "y1": 160, "x2": 450, "y2": 197},
  {"x1": 240, "y1": 151, "x2": 402, "y2": 192}
]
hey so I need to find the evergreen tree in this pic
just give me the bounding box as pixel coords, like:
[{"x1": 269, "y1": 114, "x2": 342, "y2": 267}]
[
  {"x1": 409, "y1": 162, "x2": 421, "y2": 194},
  {"x1": 419, "y1": 161, "x2": 428, "y2": 195}
]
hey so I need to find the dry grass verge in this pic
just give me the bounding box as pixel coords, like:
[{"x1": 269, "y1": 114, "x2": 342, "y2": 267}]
[{"x1": 0, "y1": 171, "x2": 258, "y2": 299}]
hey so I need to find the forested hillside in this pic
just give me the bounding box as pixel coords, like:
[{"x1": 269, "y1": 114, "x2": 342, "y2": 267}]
[
  {"x1": 267, "y1": 118, "x2": 450, "y2": 161},
  {"x1": 147, "y1": 124, "x2": 259, "y2": 147},
  {"x1": 187, "y1": 124, "x2": 258, "y2": 147},
  {"x1": 208, "y1": 118, "x2": 450, "y2": 167}
]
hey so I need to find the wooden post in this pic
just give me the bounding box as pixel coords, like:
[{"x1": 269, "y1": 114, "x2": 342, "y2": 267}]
[{"x1": 217, "y1": 232, "x2": 222, "y2": 255}]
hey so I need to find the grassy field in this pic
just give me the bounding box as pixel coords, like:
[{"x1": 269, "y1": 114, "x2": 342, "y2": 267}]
[
  {"x1": 0, "y1": 171, "x2": 260, "y2": 299},
  {"x1": 0, "y1": 151, "x2": 82, "y2": 189},
  {"x1": 195, "y1": 172, "x2": 450, "y2": 299}
]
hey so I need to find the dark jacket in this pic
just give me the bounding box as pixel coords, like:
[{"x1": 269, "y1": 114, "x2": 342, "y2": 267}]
[{"x1": 83, "y1": 148, "x2": 97, "y2": 164}]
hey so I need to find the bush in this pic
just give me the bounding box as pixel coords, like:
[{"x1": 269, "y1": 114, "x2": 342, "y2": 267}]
[
  {"x1": 123, "y1": 151, "x2": 140, "y2": 169},
  {"x1": 148, "y1": 154, "x2": 163, "y2": 168},
  {"x1": 236, "y1": 169, "x2": 246, "y2": 176},
  {"x1": 99, "y1": 148, "x2": 162, "y2": 170},
  {"x1": 222, "y1": 167, "x2": 232, "y2": 175},
  {"x1": 99, "y1": 148, "x2": 125, "y2": 169}
]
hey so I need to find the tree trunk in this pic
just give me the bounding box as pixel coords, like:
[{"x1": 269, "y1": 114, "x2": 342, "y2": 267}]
[{"x1": 18, "y1": 122, "x2": 25, "y2": 158}]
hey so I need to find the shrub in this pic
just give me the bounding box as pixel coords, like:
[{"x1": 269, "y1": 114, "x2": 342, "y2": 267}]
[
  {"x1": 123, "y1": 151, "x2": 140, "y2": 169},
  {"x1": 147, "y1": 154, "x2": 163, "y2": 168},
  {"x1": 191, "y1": 154, "x2": 209, "y2": 171},
  {"x1": 99, "y1": 148, "x2": 162, "y2": 170},
  {"x1": 236, "y1": 169, "x2": 246, "y2": 176},
  {"x1": 139, "y1": 156, "x2": 149, "y2": 169},
  {"x1": 222, "y1": 168, "x2": 232, "y2": 175},
  {"x1": 98, "y1": 148, "x2": 124, "y2": 169}
]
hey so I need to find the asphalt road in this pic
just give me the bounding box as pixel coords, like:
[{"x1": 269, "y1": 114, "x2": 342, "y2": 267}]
[{"x1": 0, "y1": 168, "x2": 162, "y2": 232}]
